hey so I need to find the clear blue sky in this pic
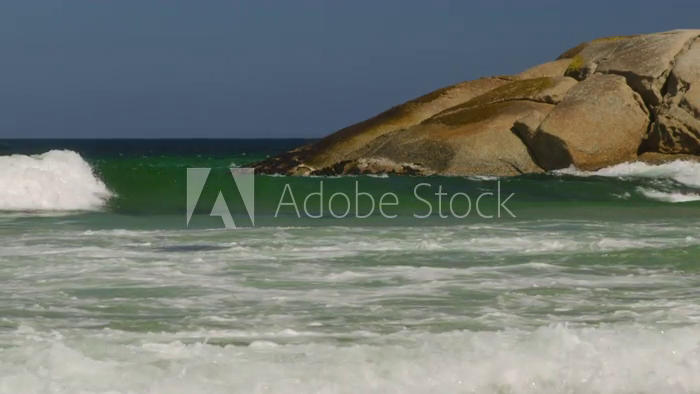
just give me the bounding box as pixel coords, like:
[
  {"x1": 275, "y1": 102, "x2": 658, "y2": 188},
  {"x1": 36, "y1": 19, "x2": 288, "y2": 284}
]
[{"x1": 1, "y1": 0, "x2": 698, "y2": 138}]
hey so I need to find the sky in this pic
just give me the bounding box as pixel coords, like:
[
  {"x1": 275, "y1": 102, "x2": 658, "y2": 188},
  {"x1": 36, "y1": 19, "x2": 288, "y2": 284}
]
[{"x1": 1, "y1": 0, "x2": 699, "y2": 138}]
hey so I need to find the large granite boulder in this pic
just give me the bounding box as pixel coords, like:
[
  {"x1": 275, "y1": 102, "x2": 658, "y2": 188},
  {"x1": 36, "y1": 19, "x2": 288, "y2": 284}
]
[
  {"x1": 255, "y1": 29, "x2": 700, "y2": 177},
  {"x1": 515, "y1": 74, "x2": 649, "y2": 170}
]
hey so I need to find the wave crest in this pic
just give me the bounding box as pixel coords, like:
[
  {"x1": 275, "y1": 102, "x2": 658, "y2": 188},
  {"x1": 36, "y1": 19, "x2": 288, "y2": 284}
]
[
  {"x1": 556, "y1": 160, "x2": 700, "y2": 202},
  {"x1": 0, "y1": 150, "x2": 112, "y2": 211},
  {"x1": 637, "y1": 187, "x2": 700, "y2": 203},
  {"x1": 556, "y1": 160, "x2": 700, "y2": 187}
]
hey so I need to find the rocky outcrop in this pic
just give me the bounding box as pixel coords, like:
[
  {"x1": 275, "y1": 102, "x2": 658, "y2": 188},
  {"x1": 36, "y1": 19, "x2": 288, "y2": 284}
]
[
  {"x1": 564, "y1": 30, "x2": 700, "y2": 106},
  {"x1": 255, "y1": 29, "x2": 700, "y2": 177},
  {"x1": 291, "y1": 78, "x2": 575, "y2": 176},
  {"x1": 515, "y1": 74, "x2": 649, "y2": 170},
  {"x1": 646, "y1": 38, "x2": 700, "y2": 154},
  {"x1": 259, "y1": 76, "x2": 515, "y2": 173}
]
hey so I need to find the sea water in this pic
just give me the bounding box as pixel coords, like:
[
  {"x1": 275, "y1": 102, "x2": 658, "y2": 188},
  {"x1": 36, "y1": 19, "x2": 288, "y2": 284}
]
[{"x1": 1, "y1": 139, "x2": 700, "y2": 393}]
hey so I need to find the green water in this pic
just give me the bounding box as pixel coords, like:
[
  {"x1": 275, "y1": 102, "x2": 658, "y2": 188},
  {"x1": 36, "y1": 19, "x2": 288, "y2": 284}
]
[{"x1": 1, "y1": 140, "x2": 700, "y2": 393}]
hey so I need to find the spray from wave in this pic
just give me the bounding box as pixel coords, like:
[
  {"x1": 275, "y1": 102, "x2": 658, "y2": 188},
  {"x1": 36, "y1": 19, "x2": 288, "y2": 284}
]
[
  {"x1": 0, "y1": 150, "x2": 112, "y2": 211},
  {"x1": 557, "y1": 160, "x2": 700, "y2": 203}
]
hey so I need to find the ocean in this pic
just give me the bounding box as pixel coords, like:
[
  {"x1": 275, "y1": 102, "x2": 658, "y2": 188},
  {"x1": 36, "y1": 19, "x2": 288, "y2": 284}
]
[{"x1": 1, "y1": 139, "x2": 700, "y2": 393}]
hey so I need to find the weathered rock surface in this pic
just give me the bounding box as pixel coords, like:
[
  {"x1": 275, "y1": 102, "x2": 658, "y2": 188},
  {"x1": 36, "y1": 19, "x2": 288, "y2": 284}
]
[
  {"x1": 564, "y1": 30, "x2": 700, "y2": 106},
  {"x1": 646, "y1": 39, "x2": 700, "y2": 154},
  {"x1": 310, "y1": 157, "x2": 430, "y2": 176},
  {"x1": 300, "y1": 77, "x2": 513, "y2": 168},
  {"x1": 254, "y1": 76, "x2": 513, "y2": 175},
  {"x1": 254, "y1": 29, "x2": 700, "y2": 177},
  {"x1": 346, "y1": 100, "x2": 554, "y2": 176},
  {"x1": 515, "y1": 74, "x2": 649, "y2": 170},
  {"x1": 435, "y1": 77, "x2": 578, "y2": 119},
  {"x1": 517, "y1": 59, "x2": 572, "y2": 79}
]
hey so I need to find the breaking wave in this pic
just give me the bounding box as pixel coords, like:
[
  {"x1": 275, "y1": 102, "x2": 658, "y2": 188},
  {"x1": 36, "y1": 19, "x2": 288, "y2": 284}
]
[
  {"x1": 557, "y1": 160, "x2": 700, "y2": 202},
  {"x1": 637, "y1": 187, "x2": 700, "y2": 203},
  {"x1": 0, "y1": 150, "x2": 111, "y2": 211},
  {"x1": 557, "y1": 160, "x2": 700, "y2": 187}
]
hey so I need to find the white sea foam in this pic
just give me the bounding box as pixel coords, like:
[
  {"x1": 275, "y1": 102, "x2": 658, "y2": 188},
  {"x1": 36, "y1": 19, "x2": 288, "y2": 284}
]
[
  {"x1": 637, "y1": 187, "x2": 700, "y2": 203},
  {"x1": 468, "y1": 175, "x2": 500, "y2": 181},
  {"x1": 2, "y1": 325, "x2": 700, "y2": 394},
  {"x1": 0, "y1": 150, "x2": 111, "y2": 211},
  {"x1": 2, "y1": 218, "x2": 700, "y2": 393},
  {"x1": 556, "y1": 160, "x2": 700, "y2": 187},
  {"x1": 557, "y1": 160, "x2": 700, "y2": 202}
]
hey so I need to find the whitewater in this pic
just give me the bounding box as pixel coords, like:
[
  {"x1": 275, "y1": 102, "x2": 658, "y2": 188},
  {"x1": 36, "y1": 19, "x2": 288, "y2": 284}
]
[
  {"x1": 2, "y1": 220, "x2": 700, "y2": 393},
  {"x1": 0, "y1": 150, "x2": 111, "y2": 211},
  {"x1": 2, "y1": 145, "x2": 700, "y2": 393},
  {"x1": 557, "y1": 160, "x2": 700, "y2": 203}
]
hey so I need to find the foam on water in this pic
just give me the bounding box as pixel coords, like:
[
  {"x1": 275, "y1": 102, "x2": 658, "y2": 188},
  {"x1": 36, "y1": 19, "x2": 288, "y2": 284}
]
[
  {"x1": 557, "y1": 160, "x2": 700, "y2": 188},
  {"x1": 3, "y1": 224, "x2": 696, "y2": 262},
  {"x1": 2, "y1": 325, "x2": 700, "y2": 394},
  {"x1": 557, "y1": 160, "x2": 700, "y2": 203},
  {"x1": 637, "y1": 187, "x2": 700, "y2": 203},
  {"x1": 0, "y1": 150, "x2": 111, "y2": 211}
]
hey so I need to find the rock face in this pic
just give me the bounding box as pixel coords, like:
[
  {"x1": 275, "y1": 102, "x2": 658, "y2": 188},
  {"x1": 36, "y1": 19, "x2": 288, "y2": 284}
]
[
  {"x1": 563, "y1": 31, "x2": 700, "y2": 105},
  {"x1": 353, "y1": 100, "x2": 554, "y2": 176},
  {"x1": 646, "y1": 38, "x2": 700, "y2": 154},
  {"x1": 515, "y1": 74, "x2": 649, "y2": 170},
  {"x1": 255, "y1": 29, "x2": 700, "y2": 177}
]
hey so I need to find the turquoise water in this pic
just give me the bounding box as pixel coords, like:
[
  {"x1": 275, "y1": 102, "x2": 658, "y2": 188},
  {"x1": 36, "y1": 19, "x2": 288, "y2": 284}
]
[{"x1": 1, "y1": 140, "x2": 700, "y2": 393}]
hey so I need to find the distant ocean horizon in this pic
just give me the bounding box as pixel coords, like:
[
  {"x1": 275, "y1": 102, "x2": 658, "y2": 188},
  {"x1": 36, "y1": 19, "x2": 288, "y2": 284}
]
[{"x1": 2, "y1": 138, "x2": 700, "y2": 393}]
